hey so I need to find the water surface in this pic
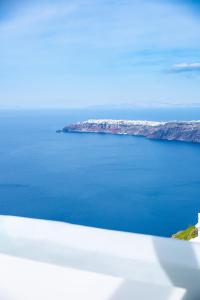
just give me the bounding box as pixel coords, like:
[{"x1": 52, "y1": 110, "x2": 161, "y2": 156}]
[{"x1": 0, "y1": 108, "x2": 200, "y2": 237}]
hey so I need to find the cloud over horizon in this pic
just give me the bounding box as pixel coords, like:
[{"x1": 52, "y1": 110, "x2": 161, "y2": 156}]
[{"x1": 171, "y1": 62, "x2": 200, "y2": 73}]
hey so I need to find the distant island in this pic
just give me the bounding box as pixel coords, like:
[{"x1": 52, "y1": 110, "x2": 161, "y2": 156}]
[{"x1": 62, "y1": 119, "x2": 200, "y2": 143}]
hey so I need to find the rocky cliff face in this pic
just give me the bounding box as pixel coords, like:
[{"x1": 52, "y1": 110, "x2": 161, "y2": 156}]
[{"x1": 63, "y1": 119, "x2": 200, "y2": 143}]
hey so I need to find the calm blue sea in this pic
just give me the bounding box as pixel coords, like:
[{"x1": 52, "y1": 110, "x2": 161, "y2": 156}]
[{"x1": 0, "y1": 108, "x2": 200, "y2": 237}]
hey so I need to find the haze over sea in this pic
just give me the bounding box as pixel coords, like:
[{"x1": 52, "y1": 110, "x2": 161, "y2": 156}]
[{"x1": 0, "y1": 108, "x2": 200, "y2": 237}]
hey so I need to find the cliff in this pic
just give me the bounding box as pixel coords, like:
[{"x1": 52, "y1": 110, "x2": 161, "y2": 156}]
[{"x1": 63, "y1": 119, "x2": 200, "y2": 143}]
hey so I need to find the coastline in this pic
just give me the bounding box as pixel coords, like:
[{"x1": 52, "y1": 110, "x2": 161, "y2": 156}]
[{"x1": 63, "y1": 119, "x2": 200, "y2": 144}]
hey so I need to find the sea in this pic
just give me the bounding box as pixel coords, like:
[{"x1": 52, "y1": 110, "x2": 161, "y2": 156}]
[{"x1": 0, "y1": 107, "x2": 200, "y2": 237}]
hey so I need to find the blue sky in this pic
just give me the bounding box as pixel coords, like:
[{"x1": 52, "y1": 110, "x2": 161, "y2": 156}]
[{"x1": 0, "y1": 0, "x2": 200, "y2": 108}]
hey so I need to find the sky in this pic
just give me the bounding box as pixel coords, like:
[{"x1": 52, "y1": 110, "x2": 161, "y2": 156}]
[{"x1": 0, "y1": 0, "x2": 200, "y2": 109}]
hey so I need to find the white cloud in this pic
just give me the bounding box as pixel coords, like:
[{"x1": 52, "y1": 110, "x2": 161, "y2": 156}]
[{"x1": 171, "y1": 62, "x2": 200, "y2": 72}]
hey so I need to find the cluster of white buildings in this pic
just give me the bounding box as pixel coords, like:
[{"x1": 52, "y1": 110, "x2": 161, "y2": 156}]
[{"x1": 82, "y1": 119, "x2": 166, "y2": 127}]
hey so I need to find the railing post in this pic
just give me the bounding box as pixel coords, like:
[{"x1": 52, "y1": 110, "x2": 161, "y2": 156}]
[{"x1": 197, "y1": 213, "x2": 200, "y2": 238}]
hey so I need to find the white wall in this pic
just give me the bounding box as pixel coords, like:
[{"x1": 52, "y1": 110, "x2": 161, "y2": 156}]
[{"x1": 0, "y1": 216, "x2": 199, "y2": 300}]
